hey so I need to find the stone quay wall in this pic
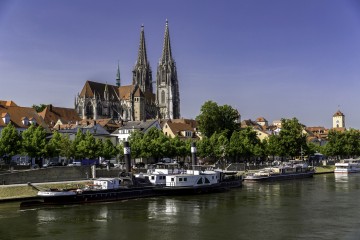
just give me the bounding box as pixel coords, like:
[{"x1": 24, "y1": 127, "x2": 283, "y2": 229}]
[{"x1": 0, "y1": 166, "x2": 92, "y2": 185}]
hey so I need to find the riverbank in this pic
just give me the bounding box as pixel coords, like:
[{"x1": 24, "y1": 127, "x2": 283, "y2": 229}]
[
  {"x1": 0, "y1": 181, "x2": 90, "y2": 202},
  {"x1": 314, "y1": 165, "x2": 335, "y2": 174}
]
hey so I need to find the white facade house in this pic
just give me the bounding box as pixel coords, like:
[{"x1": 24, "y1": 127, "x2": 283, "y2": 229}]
[{"x1": 111, "y1": 120, "x2": 161, "y2": 143}]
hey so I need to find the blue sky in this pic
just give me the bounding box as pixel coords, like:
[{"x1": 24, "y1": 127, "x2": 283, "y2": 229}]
[{"x1": 1, "y1": 0, "x2": 360, "y2": 128}]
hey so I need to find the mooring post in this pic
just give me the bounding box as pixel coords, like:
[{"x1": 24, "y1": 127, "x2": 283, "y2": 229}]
[
  {"x1": 124, "y1": 141, "x2": 131, "y2": 173},
  {"x1": 191, "y1": 142, "x2": 197, "y2": 169}
]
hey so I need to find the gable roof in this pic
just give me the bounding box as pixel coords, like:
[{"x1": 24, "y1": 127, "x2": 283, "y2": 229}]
[
  {"x1": 39, "y1": 104, "x2": 81, "y2": 128},
  {"x1": 0, "y1": 104, "x2": 49, "y2": 131},
  {"x1": 79, "y1": 81, "x2": 120, "y2": 101}
]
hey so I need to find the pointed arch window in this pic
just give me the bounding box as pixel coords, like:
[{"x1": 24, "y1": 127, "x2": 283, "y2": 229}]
[
  {"x1": 161, "y1": 90, "x2": 165, "y2": 104},
  {"x1": 86, "y1": 102, "x2": 93, "y2": 119}
]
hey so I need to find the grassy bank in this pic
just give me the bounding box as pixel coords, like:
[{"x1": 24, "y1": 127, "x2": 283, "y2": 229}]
[
  {"x1": 315, "y1": 165, "x2": 335, "y2": 174},
  {"x1": 0, "y1": 182, "x2": 90, "y2": 200}
]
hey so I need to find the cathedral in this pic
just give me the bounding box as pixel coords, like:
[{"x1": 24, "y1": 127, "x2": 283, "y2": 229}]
[{"x1": 75, "y1": 20, "x2": 180, "y2": 121}]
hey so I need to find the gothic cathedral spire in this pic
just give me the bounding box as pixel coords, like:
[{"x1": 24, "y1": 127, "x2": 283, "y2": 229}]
[
  {"x1": 116, "y1": 62, "x2": 121, "y2": 87},
  {"x1": 156, "y1": 20, "x2": 180, "y2": 119},
  {"x1": 132, "y1": 25, "x2": 153, "y2": 93}
]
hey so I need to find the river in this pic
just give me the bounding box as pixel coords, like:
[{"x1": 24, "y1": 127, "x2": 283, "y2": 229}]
[{"x1": 0, "y1": 174, "x2": 359, "y2": 240}]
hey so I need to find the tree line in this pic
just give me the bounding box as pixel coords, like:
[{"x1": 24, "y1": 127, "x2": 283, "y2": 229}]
[
  {"x1": 1, "y1": 100, "x2": 359, "y2": 166},
  {"x1": 0, "y1": 123, "x2": 118, "y2": 166}
]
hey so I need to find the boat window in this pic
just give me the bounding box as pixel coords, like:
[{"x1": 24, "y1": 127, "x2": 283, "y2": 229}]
[
  {"x1": 171, "y1": 178, "x2": 174, "y2": 182},
  {"x1": 197, "y1": 178, "x2": 203, "y2": 185},
  {"x1": 151, "y1": 176, "x2": 155, "y2": 180},
  {"x1": 179, "y1": 178, "x2": 183, "y2": 182},
  {"x1": 205, "y1": 178, "x2": 210, "y2": 183},
  {"x1": 184, "y1": 178, "x2": 187, "y2": 181}
]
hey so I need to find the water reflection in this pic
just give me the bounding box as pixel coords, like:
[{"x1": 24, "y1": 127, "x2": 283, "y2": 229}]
[
  {"x1": 334, "y1": 173, "x2": 349, "y2": 183},
  {"x1": 3, "y1": 175, "x2": 360, "y2": 240}
]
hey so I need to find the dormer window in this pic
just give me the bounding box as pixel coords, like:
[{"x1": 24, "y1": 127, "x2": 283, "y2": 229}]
[
  {"x1": 22, "y1": 117, "x2": 29, "y2": 126},
  {"x1": 1, "y1": 113, "x2": 10, "y2": 124},
  {"x1": 29, "y1": 118, "x2": 37, "y2": 125}
]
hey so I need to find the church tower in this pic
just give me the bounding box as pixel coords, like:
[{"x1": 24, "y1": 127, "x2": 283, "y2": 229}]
[
  {"x1": 333, "y1": 110, "x2": 345, "y2": 128},
  {"x1": 156, "y1": 20, "x2": 180, "y2": 119},
  {"x1": 132, "y1": 25, "x2": 153, "y2": 93},
  {"x1": 116, "y1": 62, "x2": 121, "y2": 87}
]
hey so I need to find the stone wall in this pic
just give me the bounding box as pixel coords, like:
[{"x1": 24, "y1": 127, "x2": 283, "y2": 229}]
[{"x1": 0, "y1": 166, "x2": 91, "y2": 185}]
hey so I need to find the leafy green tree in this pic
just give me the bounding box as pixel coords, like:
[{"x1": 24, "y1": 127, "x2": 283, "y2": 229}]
[
  {"x1": 323, "y1": 129, "x2": 360, "y2": 159},
  {"x1": 171, "y1": 137, "x2": 189, "y2": 160},
  {"x1": 77, "y1": 131, "x2": 97, "y2": 159},
  {"x1": 22, "y1": 125, "x2": 47, "y2": 166},
  {"x1": 228, "y1": 127, "x2": 261, "y2": 161},
  {"x1": 0, "y1": 123, "x2": 22, "y2": 163},
  {"x1": 277, "y1": 118, "x2": 307, "y2": 158},
  {"x1": 197, "y1": 137, "x2": 213, "y2": 160},
  {"x1": 32, "y1": 104, "x2": 47, "y2": 113},
  {"x1": 323, "y1": 130, "x2": 345, "y2": 158},
  {"x1": 59, "y1": 134, "x2": 73, "y2": 161},
  {"x1": 265, "y1": 135, "x2": 281, "y2": 161},
  {"x1": 101, "y1": 139, "x2": 118, "y2": 160},
  {"x1": 71, "y1": 128, "x2": 85, "y2": 159},
  {"x1": 45, "y1": 130, "x2": 62, "y2": 158},
  {"x1": 343, "y1": 129, "x2": 360, "y2": 157},
  {"x1": 196, "y1": 101, "x2": 240, "y2": 138},
  {"x1": 128, "y1": 131, "x2": 145, "y2": 159}
]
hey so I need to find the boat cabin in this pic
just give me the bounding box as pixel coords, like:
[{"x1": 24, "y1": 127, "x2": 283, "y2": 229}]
[{"x1": 165, "y1": 170, "x2": 220, "y2": 187}]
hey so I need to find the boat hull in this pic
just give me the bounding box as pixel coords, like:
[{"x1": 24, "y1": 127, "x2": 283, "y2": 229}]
[
  {"x1": 21, "y1": 186, "x2": 159, "y2": 208},
  {"x1": 244, "y1": 171, "x2": 314, "y2": 182}
]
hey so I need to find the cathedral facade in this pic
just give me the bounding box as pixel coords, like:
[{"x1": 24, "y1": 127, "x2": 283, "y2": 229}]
[{"x1": 75, "y1": 21, "x2": 180, "y2": 122}]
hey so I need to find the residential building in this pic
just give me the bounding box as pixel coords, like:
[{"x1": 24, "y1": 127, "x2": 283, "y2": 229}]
[
  {"x1": 162, "y1": 119, "x2": 200, "y2": 140},
  {"x1": 112, "y1": 119, "x2": 161, "y2": 143},
  {"x1": 39, "y1": 104, "x2": 81, "y2": 130},
  {"x1": 0, "y1": 100, "x2": 49, "y2": 134}
]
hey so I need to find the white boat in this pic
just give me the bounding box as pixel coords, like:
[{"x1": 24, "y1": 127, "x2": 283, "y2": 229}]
[
  {"x1": 334, "y1": 159, "x2": 360, "y2": 173},
  {"x1": 135, "y1": 163, "x2": 184, "y2": 186},
  {"x1": 136, "y1": 163, "x2": 242, "y2": 194},
  {"x1": 244, "y1": 162, "x2": 314, "y2": 181},
  {"x1": 154, "y1": 169, "x2": 225, "y2": 194}
]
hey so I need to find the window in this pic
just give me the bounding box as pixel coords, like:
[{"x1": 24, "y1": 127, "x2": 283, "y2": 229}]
[
  {"x1": 171, "y1": 178, "x2": 174, "y2": 182},
  {"x1": 161, "y1": 90, "x2": 165, "y2": 104},
  {"x1": 179, "y1": 178, "x2": 183, "y2": 182},
  {"x1": 197, "y1": 178, "x2": 203, "y2": 185},
  {"x1": 184, "y1": 178, "x2": 187, "y2": 181},
  {"x1": 205, "y1": 178, "x2": 210, "y2": 184}
]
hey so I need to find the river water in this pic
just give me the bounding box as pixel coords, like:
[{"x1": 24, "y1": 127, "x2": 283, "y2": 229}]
[{"x1": 0, "y1": 174, "x2": 359, "y2": 240}]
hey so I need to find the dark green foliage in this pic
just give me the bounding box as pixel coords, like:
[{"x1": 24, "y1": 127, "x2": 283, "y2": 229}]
[
  {"x1": 32, "y1": 104, "x2": 47, "y2": 113},
  {"x1": 0, "y1": 123, "x2": 22, "y2": 162},
  {"x1": 196, "y1": 101, "x2": 240, "y2": 138}
]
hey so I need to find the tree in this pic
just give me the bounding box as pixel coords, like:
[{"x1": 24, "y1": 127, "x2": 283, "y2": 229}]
[
  {"x1": 77, "y1": 131, "x2": 97, "y2": 159},
  {"x1": 128, "y1": 131, "x2": 145, "y2": 159},
  {"x1": 228, "y1": 127, "x2": 261, "y2": 162},
  {"x1": 100, "y1": 139, "x2": 118, "y2": 160},
  {"x1": 0, "y1": 123, "x2": 22, "y2": 163},
  {"x1": 71, "y1": 129, "x2": 85, "y2": 159},
  {"x1": 59, "y1": 134, "x2": 73, "y2": 161},
  {"x1": 32, "y1": 104, "x2": 47, "y2": 113},
  {"x1": 277, "y1": 118, "x2": 307, "y2": 159},
  {"x1": 196, "y1": 101, "x2": 239, "y2": 138},
  {"x1": 22, "y1": 125, "x2": 47, "y2": 166},
  {"x1": 45, "y1": 130, "x2": 62, "y2": 158},
  {"x1": 265, "y1": 135, "x2": 281, "y2": 161}
]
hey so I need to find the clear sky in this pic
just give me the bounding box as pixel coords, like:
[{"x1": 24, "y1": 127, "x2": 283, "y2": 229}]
[{"x1": 1, "y1": 0, "x2": 360, "y2": 129}]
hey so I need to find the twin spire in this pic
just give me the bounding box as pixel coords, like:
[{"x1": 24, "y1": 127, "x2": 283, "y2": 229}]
[
  {"x1": 160, "y1": 19, "x2": 173, "y2": 65},
  {"x1": 118, "y1": 20, "x2": 173, "y2": 93}
]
